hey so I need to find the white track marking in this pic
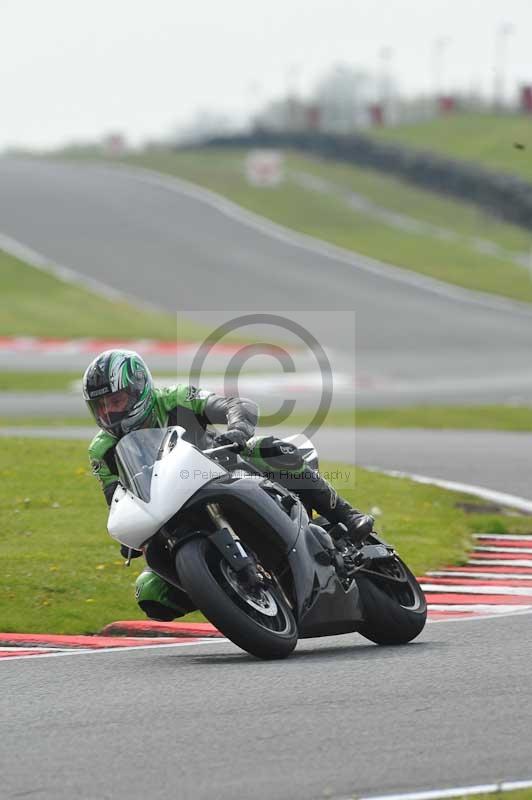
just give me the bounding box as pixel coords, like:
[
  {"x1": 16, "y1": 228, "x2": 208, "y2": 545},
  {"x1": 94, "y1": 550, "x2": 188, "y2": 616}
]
[
  {"x1": 468, "y1": 558, "x2": 532, "y2": 567},
  {"x1": 474, "y1": 534, "x2": 532, "y2": 541},
  {"x1": 292, "y1": 168, "x2": 531, "y2": 270},
  {"x1": 0, "y1": 646, "x2": 64, "y2": 652},
  {"x1": 427, "y1": 603, "x2": 530, "y2": 613},
  {"x1": 427, "y1": 607, "x2": 532, "y2": 623},
  {"x1": 474, "y1": 545, "x2": 532, "y2": 554},
  {"x1": 0, "y1": 637, "x2": 228, "y2": 663},
  {"x1": 0, "y1": 231, "x2": 162, "y2": 313},
  {"x1": 421, "y1": 583, "x2": 532, "y2": 597},
  {"x1": 357, "y1": 777, "x2": 532, "y2": 800},
  {"x1": 368, "y1": 467, "x2": 532, "y2": 514},
  {"x1": 427, "y1": 571, "x2": 532, "y2": 580}
]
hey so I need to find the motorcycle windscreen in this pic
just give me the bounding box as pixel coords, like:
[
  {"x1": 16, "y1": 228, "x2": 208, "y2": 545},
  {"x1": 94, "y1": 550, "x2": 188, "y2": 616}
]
[{"x1": 115, "y1": 428, "x2": 167, "y2": 503}]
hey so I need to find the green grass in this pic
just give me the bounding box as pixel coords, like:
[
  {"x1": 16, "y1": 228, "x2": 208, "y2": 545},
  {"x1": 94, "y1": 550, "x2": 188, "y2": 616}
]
[
  {"x1": 109, "y1": 148, "x2": 532, "y2": 304},
  {"x1": 355, "y1": 405, "x2": 532, "y2": 430},
  {"x1": 3, "y1": 404, "x2": 532, "y2": 431},
  {"x1": 0, "y1": 249, "x2": 204, "y2": 340},
  {"x1": 1, "y1": 437, "x2": 531, "y2": 634},
  {"x1": 0, "y1": 372, "x2": 93, "y2": 392},
  {"x1": 0, "y1": 372, "x2": 178, "y2": 393},
  {"x1": 371, "y1": 112, "x2": 532, "y2": 181},
  {"x1": 448, "y1": 791, "x2": 532, "y2": 800},
  {"x1": 0, "y1": 417, "x2": 94, "y2": 427},
  {"x1": 288, "y1": 152, "x2": 531, "y2": 253},
  {"x1": 288, "y1": 405, "x2": 532, "y2": 432}
]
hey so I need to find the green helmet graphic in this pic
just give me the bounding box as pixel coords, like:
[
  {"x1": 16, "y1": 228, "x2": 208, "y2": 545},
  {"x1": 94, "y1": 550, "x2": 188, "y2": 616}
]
[{"x1": 82, "y1": 350, "x2": 156, "y2": 436}]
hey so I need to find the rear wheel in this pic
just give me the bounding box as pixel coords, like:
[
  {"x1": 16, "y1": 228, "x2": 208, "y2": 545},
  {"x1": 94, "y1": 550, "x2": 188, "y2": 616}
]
[
  {"x1": 175, "y1": 537, "x2": 298, "y2": 660},
  {"x1": 357, "y1": 557, "x2": 427, "y2": 645}
]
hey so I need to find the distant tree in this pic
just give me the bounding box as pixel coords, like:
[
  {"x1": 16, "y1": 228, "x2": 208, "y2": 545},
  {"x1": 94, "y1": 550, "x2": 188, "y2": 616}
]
[
  {"x1": 313, "y1": 64, "x2": 382, "y2": 132},
  {"x1": 174, "y1": 110, "x2": 237, "y2": 145}
]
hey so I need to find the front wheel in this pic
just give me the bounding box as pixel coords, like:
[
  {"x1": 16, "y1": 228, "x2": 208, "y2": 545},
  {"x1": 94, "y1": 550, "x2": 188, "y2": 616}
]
[
  {"x1": 175, "y1": 537, "x2": 298, "y2": 660},
  {"x1": 357, "y1": 557, "x2": 427, "y2": 645}
]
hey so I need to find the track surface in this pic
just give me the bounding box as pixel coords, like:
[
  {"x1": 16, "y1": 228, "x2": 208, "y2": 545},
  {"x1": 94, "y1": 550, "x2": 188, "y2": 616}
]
[
  {"x1": 1, "y1": 614, "x2": 531, "y2": 800},
  {"x1": 2, "y1": 157, "x2": 532, "y2": 797},
  {"x1": 1, "y1": 157, "x2": 532, "y2": 405}
]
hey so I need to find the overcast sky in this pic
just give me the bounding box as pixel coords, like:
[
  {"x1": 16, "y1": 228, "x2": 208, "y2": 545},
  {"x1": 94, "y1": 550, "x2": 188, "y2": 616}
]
[{"x1": 1, "y1": 0, "x2": 531, "y2": 149}]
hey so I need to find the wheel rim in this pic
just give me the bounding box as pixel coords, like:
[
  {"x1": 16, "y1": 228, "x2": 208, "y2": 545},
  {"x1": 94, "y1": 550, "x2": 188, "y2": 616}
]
[
  {"x1": 369, "y1": 560, "x2": 423, "y2": 611},
  {"x1": 207, "y1": 548, "x2": 293, "y2": 635},
  {"x1": 220, "y1": 561, "x2": 279, "y2": 617}
]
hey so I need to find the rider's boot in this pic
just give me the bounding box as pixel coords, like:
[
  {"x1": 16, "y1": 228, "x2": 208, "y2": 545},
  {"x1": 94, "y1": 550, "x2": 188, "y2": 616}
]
[{"x1": 302, "y1": 470, "x2": 374, "y2": 546}]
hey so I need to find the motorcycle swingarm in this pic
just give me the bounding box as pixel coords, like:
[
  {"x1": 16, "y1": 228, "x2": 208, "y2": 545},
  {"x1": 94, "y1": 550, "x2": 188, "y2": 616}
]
[{"x1": 356, "y1": 545, "x2": 411, "y2": 585}]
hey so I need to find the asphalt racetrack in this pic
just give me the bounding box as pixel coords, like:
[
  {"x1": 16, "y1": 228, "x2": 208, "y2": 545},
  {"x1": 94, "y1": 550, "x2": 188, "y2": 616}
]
[
  {"x1": 2, "y1": 614, "x2": 531, "y2": 800},
  {"x1": 1, "y1": 157, "x2": 532, "y2": 798},
  {"x1": 1, "y1": 157, "x2": 532, "y2": 405}
]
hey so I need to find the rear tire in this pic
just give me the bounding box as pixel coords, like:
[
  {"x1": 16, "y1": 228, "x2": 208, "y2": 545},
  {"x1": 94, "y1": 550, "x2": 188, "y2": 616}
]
[
  {"x1": 357, "y1": 558, "x2": 427, "y2": 645},
  {"x1": 175, "y1": 537, "x2": 298, "y2": 660}
]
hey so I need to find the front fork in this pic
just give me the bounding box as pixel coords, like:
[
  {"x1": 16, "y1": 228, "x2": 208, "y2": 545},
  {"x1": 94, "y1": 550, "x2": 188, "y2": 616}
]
[
  {"x1": 206, "y1": 503, "x2": 239, "y2": 542},
  {"x1": 205, "y1": 502, "x2": 258, "y2": 584},
  {"x1": 205, "y1": 503, "x2": 293, "y2": 606}
]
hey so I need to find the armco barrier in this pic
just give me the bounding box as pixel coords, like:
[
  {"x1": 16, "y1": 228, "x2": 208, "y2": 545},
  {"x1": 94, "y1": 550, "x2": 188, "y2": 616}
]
[{"x1": 201, "y1": 131, "x2": 532, "y2": 231}]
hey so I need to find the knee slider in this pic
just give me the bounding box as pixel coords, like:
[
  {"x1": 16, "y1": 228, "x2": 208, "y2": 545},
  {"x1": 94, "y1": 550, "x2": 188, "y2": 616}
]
[
  {"x1": 139, "y1": 600, "x2": 181, "y2": 622},
  {"x1": 135, "y1": 570, "x2": 189, "y2": 620}
]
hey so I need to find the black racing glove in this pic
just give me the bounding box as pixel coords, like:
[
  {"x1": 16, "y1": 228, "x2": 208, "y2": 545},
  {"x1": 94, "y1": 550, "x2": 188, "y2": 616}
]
[
  {"x1": 120, "y1": 544, "x2": 143, "y2": 559},
  {"x1": 213, "y1": 430, "x2": 248, "y2": 452}
]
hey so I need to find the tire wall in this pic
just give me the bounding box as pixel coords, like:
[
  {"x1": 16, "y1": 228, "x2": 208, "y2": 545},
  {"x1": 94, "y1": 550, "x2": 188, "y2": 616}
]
[{"x1": 199, "y1": 131, "x2": 532, "y2": 231}]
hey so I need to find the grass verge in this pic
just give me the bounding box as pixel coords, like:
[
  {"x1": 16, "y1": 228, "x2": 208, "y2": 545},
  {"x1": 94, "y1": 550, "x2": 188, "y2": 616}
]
[
  {"x1": 107, "y1": 148, "x2": 532, "y2": 304},
  {"x1": 288, "y1": 152, "x2": 531, "y2": 253},
  {"x1": 287, "y1": 405, "x2": 532, "y2": 432},
  {"x1": 0, "y1": 370, "x2": 269, "y2": 392},
  {"x1": 0, "y1": 373, "x2": 97, "y2": 392},
  {"x1": 0, "y1": 406, "x2": 532, "y2": 431},
  {"x1": 0, "y1": 417, "x2": 93, "y2": 428},
  {"x1": 1, "y1": 437, "x2": 531, "y2": 634},
  {"x1": 444, "y1": 790, "x2": 532, "y2": 800},
  {"x1": 0, "y1": 249, "x2": 203, "y2": 340},
  {"x1": 2, "y1": 405, "x2": 532, "y2": 431},
  {"x1": 370, "y1": 112, "x2": 532, "y2": 182}
]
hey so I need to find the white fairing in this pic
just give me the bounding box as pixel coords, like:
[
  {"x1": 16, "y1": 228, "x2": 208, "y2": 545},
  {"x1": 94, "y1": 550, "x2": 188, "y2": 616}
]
[{"x1": 108, "y1": 428, "x2": 226, "y2": 549}]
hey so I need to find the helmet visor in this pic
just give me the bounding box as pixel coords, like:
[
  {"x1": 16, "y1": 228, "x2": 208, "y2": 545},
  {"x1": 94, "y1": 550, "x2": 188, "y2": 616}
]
[{"x1": 89, "y1": 389, "x2": 134, "y2": 431}]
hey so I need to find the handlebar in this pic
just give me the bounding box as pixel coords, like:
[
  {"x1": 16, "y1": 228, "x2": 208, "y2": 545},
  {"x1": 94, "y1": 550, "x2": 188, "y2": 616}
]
[{"x1": 202, "y1": 443, "x2": 240, "y2": 456}]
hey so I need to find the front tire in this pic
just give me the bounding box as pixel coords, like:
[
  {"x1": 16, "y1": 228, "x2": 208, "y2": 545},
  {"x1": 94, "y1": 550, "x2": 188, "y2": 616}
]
[
  {"x1": 175, "y1": 537, "x2": 298, "y2": 660},
  {"x1": 357, "y1": 558, "x2": 427, "y2": 645}
]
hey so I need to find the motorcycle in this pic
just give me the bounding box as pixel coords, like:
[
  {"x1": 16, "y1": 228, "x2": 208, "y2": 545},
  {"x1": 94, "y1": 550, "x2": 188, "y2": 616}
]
[{"x1": 108, "y1": 427, "x2": 427, "y2": 660}]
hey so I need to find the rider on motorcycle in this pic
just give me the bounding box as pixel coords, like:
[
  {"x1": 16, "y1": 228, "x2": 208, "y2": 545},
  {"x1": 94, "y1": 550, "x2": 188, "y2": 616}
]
[{"x1": 84, "y1": 349, "x2": 374, "y2": 622}]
